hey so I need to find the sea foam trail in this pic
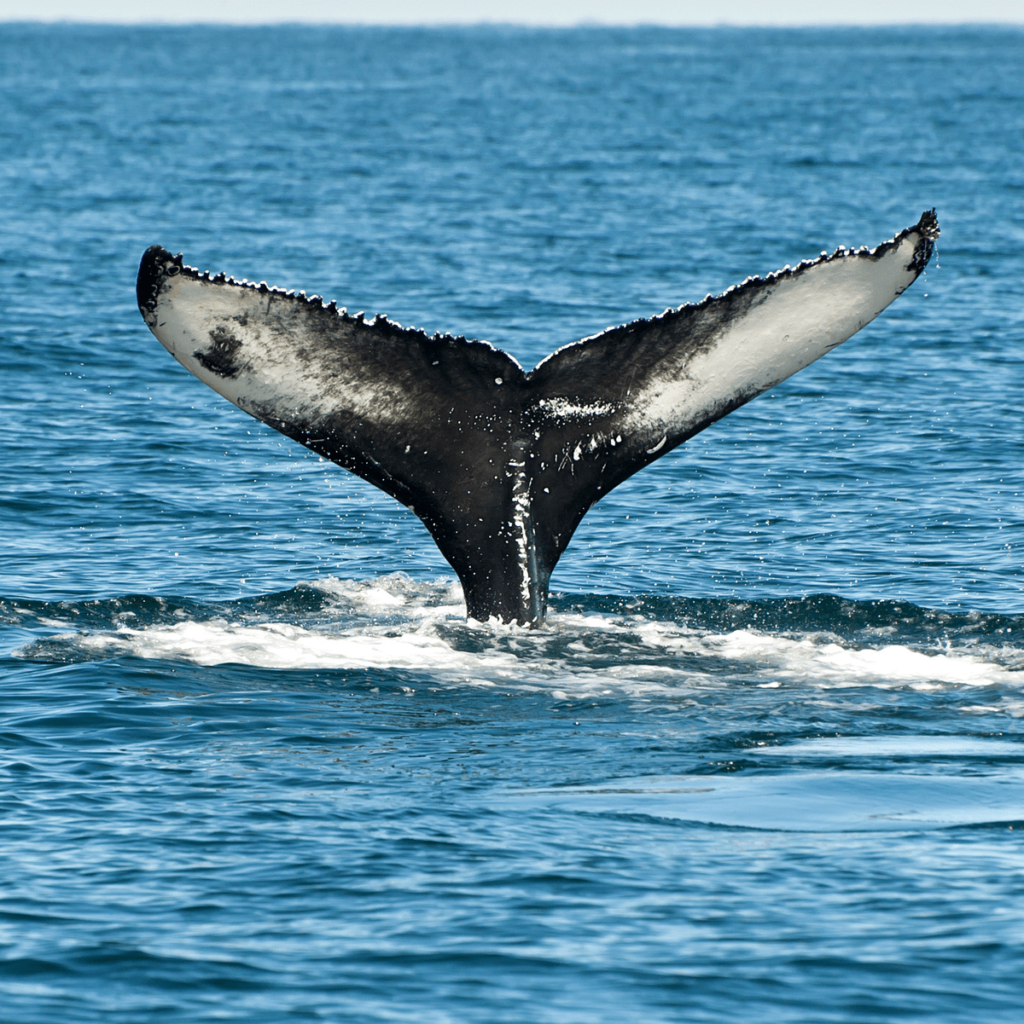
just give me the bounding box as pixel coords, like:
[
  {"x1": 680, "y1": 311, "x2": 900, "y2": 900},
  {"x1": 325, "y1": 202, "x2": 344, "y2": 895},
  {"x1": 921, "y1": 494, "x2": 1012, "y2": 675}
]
[
  {"x1": 635, "y1": 623, "x2": 1017, "y2": 688},
  {"x1": 71, "y1": 620, "x2": 521, "y2": 674},
  {"x1": 50, "y1": 619, "x2": 1019, "y2": 690},
  {"x1": 10, "y1": 576, "x2": 1024, "y2": 695}
]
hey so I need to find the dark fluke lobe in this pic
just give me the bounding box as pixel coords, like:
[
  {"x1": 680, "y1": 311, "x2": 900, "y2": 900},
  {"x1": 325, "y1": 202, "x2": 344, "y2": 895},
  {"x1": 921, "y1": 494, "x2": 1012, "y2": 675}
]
[{"x1": 137, "y1": 211, "x2": 938, "y2": 626}]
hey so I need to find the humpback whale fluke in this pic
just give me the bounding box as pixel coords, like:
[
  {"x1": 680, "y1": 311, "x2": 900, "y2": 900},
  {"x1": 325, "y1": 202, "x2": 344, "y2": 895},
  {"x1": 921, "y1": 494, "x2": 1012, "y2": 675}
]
[{"x1": 137, "y1": 210, "x2": 938, "y2": 626}]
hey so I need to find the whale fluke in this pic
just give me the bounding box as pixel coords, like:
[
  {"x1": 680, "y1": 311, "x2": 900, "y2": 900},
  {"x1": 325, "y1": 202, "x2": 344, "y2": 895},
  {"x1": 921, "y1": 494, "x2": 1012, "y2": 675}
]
[{"x1": 137, "y1": 210, "x2": 938, "y2": 625}]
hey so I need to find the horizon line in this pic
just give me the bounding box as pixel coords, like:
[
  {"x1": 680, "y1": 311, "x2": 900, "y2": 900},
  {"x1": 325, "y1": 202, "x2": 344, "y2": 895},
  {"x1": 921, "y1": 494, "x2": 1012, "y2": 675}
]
[{"x1": 2, "y1": 17, "x2": 1023, "y2": 28}]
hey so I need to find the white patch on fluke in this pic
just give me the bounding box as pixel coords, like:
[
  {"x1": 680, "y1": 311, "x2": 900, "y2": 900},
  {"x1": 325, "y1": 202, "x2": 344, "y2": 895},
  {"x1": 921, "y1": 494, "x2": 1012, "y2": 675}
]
[
  {"x1": 148, "y1": 274, "x2": 411, "y2": 430},
  {"x1": 626, "y1": 234, "x2": 923, "y2": 438},
  {"x1": 536, "y1": 398, "x2": 615, "y2": 420}
]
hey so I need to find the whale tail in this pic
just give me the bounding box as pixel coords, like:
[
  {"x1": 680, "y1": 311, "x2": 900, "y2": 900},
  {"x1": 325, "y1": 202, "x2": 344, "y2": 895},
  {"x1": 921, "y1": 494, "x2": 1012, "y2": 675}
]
[{"x1": 137, "y1": 210, "x2": 938, "y2": 625}]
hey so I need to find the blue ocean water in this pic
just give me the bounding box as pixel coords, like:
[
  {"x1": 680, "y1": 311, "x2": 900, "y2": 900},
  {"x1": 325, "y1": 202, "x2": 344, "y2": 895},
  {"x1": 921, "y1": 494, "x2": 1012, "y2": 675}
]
[{"x1": 2, "y1": 22, "x2": 1024, "y2": 1022}]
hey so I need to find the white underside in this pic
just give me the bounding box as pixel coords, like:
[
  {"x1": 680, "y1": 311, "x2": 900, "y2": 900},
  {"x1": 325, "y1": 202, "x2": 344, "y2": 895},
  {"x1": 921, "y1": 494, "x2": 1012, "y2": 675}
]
[
  {"x1": 631, "y1": 236, "x2": 921, "y2": 436},
  {"x1": 150, "y1": 283, "x2": 403, "y2": 429}
]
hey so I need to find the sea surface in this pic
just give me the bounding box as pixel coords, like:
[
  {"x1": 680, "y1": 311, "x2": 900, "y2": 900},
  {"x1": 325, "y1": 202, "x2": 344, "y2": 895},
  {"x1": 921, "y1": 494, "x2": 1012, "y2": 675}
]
[{"x1": 2, "y1": 23, "x2": 1024, "y2": 1023}]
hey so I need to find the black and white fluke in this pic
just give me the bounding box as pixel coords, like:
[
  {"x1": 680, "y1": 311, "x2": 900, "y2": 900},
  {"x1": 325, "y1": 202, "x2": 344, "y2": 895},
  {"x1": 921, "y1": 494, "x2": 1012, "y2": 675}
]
[{"x1": 137, "y1": 210, "x2": 938, "y2": 625}]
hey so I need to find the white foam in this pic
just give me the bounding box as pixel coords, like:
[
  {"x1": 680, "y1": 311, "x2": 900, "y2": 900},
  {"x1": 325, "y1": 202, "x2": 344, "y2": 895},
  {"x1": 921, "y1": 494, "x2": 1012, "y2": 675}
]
[
  {"x1": 73, "y1": 619, "x2": 521, "y2": 673},
  {"x1": 631, "y1": 623, "x2": 1020, "y2": 688},
  {"x1": 307, "y1": 573, "x2": 465, "y2": 618},
  {"x1": 13, "y1": 576, "x2": 1024, "y2": 696}
]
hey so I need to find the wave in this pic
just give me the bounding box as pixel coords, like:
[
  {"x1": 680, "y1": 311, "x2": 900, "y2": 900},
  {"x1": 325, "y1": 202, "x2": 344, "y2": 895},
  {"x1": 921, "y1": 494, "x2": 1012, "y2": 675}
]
[{"x1": 5, "y1": 575, "x2": 1024, "y2": 695}]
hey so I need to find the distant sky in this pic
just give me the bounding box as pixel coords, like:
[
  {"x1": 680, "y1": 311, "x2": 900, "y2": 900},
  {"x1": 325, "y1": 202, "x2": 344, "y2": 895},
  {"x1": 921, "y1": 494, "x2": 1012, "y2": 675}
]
[{"x1": 1, "y1": 0, "x2": 1021, "y2": 25}]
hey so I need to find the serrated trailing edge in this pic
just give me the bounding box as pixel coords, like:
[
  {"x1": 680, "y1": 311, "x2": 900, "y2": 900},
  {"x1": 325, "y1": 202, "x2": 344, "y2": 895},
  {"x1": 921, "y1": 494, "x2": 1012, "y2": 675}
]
[
  {"x1": 139, "y1": 209, "x2": 937, "y2": 367},
  {"x1": 137, "y1": 244, "x2": 505, "y2": 356},
  {"x1": 532, "y1": 209, "x2": 939, "y2": 372}
]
